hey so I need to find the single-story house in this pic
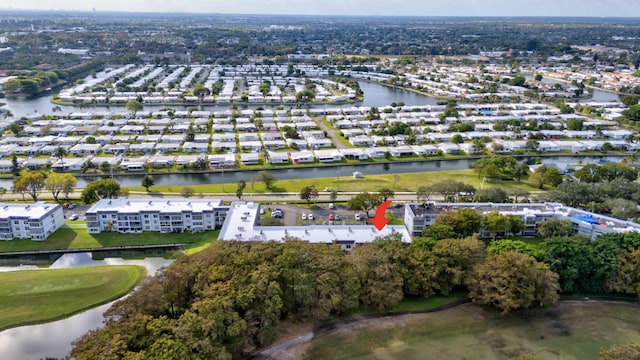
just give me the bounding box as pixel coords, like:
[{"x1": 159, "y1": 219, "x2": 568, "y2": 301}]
[
  {"x1": 388, "y1": 145, "x2": 414, "y2": 157},
  {"x1": 266, "y1": 151, "x2": 289, "y2": 164},
  {"x1": 290, "y1": 150, "x2": 315, "y2": 163},
  {"x1": 437, "y1": 143, "x2": 461, "y2": 154},
  {"x1": 314, "y1": 149, "x2": 343, "y2": 163},
  {"x1": 70, "y1": 143, "x2": 102, "y2": 156},
  {"x1": 209, "y1": 154, "x2": 237, "y2": 167},
  {"x1": 52, "y1": 157, "x2": 88, "y2": 172},
  {"x1": 240, "y1": 153, "x2": 261, "y2": 165},
  {"x1": 148, "y1": 155, "x2": 175, "y2": 168},
  {"x1": 182, "y1": 142, "x2": 209, "y2": 153},
  {"x1": 340, "y1": 148, "x2": 369, "y2": 160}
]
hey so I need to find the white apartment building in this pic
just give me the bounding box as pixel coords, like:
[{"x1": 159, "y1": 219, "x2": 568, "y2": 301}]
[
  {"x1": 405, "y1": 202, "x2": 640, "y2": 240},
  {"x1": 85, "y1": 198, "x2": 228, "y2": 234},
  {"x1": 218, "y1": 202, "x2": 411, "y2": 250},
  {"x1": 0, "y1": 202, "x2": 64, "y2": 241}
]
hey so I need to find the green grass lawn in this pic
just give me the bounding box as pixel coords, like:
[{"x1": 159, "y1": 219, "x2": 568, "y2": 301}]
[
  {"x1": 130, "y1": 169, "x2": 540, "y2": 195},
  {"x1": 306, "y1": 301, "x2": 640, "y2": 360},
  {"x1": 392, "y1": 291, "x2": 467, "y2": 312},
  {"x1": 0, "y1": 227, "x2": 219, "y2": 253},
  {"x1": 0, "y1": 265, "x2": 145, "y2": 331}
]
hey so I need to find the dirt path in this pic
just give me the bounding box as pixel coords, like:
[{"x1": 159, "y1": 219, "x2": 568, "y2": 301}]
[
  {"x1": 252, "y1": 298, "x2": 640, "y2": 360},
  {"x1": 251, "y1": 299, "x2": 469, "y2": 359}
]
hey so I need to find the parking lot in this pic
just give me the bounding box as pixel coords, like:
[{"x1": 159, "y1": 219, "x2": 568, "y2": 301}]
[
  {"x1": 63, "y1": 204, "x2": 91, "y2": 221},
  {"x1": 262, "y1": 203, "x2": 405, "y2": 227}
]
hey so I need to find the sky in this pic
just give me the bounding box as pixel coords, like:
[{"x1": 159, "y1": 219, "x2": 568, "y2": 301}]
[{"x1": 0, "y1": 0, "x2": 638, "y2": 17}]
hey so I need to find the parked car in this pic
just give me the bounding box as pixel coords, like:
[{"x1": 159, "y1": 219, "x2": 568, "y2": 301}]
[
  {"x1": 328, "y1": 213, "x2": 334, "y2": 221},
  {"x1": 301, "y1": 213, "x2": 307, "y2": 220},
  {"x1": 69, "y1": 214, "x2": 79, "y2": 221},
  {"x1": 308, "y1": 213, "x2": 314, "y2": 220},
  {"x1": 328, "y1": 203, "x2": 335, "y2": 209},
  {"x1": 334, "y1": 214, "x2": 341, "y2": 221},
  {"x1": 355, "y1": 214, "x2": 361, "y2": 221}
]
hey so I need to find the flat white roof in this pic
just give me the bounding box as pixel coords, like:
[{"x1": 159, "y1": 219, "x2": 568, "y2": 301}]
[
  {"x1": 219, "y1": 202, "x2": 412, "y2": 244},
  {"x1": 0, "y1": 202, "x2": 60, "y2": 219},
  {"x1": 87, "y1": 198, "x2": 225, "y2": 214}
]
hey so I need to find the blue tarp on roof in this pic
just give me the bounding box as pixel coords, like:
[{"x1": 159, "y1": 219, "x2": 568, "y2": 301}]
[{"x1": 571, "y1": 214, "x2": 600, "y2": 225}]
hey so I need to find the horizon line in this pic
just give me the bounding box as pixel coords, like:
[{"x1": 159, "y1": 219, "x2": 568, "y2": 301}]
[{"x1": 0, "y1": 9, "x2": 639, "y2": 19}]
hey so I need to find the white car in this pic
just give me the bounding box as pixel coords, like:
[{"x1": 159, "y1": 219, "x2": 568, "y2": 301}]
[
  {"x1": 355, "y1": 214, "x2": 361, "y2": 221},
  {"x1": 301, "y1": 213, "x2": 307, "y2": 220},
  {"x1": 308, "y1": 214, "x2": 314, "y2": 220}
]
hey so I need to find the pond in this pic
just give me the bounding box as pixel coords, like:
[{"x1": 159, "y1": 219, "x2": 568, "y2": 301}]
[{"x1": 0, "y1": 251, "x2": 173, "y2": 360}]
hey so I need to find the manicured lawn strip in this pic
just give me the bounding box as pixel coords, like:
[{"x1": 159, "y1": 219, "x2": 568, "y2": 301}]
[
  {"x1": 306, "y1": 301, "x2": 640, "y2": 360},
  {"x1": 0, "y1": 265, "x2": 145, "y2": 331},
  {"x1": 0, "y1": 228, "x2": 219, "y2": 253},
  {"x1": 131, "y1": 169, "x2": 539, "y2": 194}
]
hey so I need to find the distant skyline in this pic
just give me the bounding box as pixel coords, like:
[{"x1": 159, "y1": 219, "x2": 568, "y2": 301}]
[{"x1": 1, "y1": 0, "x2": 639, "y2": 17}]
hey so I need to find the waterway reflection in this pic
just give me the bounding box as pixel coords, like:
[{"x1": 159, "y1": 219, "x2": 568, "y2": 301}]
[
  {"x1": 0, "y1": 302, "x2": 113, "y2": 360},
  {"x1": 0, "y1": 252, "x2": 173, "y2": 359}
]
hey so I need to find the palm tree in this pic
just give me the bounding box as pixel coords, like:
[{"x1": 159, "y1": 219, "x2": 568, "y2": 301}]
[{"x1": 54, "y1": 146, "x2": 67, "y2": 171}]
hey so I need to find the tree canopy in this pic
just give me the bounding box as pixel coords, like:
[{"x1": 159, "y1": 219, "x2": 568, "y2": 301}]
[
  {"x1": 80, "y1": 179, "x2": 122, "y2": 204},
  {"x1": 299, "y1": 185, "x2": 318, "y2": 204},
  {"x1": 46, "y1": 172, "x2": 77, "y2": 202},
  {"x1": 13, "y1": 170, "x2": 46, "y2": 202},
  {"x1": 347, "y1": 192, "x2": 384, "y2": 217},
  {"x1": 466, "y1": 252, "x2": 560, "y2": 314},
  {"x1": 257, "y1": 171, "x2": 276, "y2": 190}
]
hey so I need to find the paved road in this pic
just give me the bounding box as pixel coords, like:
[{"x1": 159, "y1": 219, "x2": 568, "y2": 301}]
[
  {"x1": 315, "y1": 117, "x2": 347, "y2": 149},
  {"x1": 2, "y1": 191, "x2": 426, "y2": 203}
]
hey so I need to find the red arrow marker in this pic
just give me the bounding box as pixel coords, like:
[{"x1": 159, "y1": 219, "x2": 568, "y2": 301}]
[{"x1": 371, "y1": 200, "x2": 392, "y2": 231}]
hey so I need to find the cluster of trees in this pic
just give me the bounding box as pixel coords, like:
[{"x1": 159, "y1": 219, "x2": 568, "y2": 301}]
[
  {"x1": 472, "y1": 156, "x2": 530, "y2": 181},
  {"x1": 13, "y1": 170, "x2": 127, "y2": 204},
  {"x1": 72, "y1": 227, "x2": 640, "y2": 358},
  {"x1": 73, "y1": 236, "x2": 542, "y2": 358},
  {"x1": 3, "y1": 70, "x2": 59, "y2": 96},
  {"x1": 80, "y1": 178, "x2": 122, "y2": 204},
  {"x1": 573, "y1": 163, "x2": 638, "y2": 183},
  {"x1": 415, "y1": 179, "x2": 530, "y2": 204},
  {"x1": 12, "y1": 170, "x2": 77, "y2": 202},
  {"x1": 545, "y1": 178, "x2": 640, "y2": 219},
  {"x1": 347, "y1": 188, "x2": 395, "y2": 216},
  {"x1": 423, "y1": 208, "x2": 526, "y2": 240}
]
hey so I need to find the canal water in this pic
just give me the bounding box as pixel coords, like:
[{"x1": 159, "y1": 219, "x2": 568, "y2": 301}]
[
  {"x1": 0, "y1": 81, "x2": 439, "y2": 118},
  {"x1": 0, "y1": 251, "x2": 174, "y2": 360},
  {"x1": 1, "y1": 79, "x2": 618, "y2": 119},
  {"x1": 0, "y1": 154, "x2": 621, "y2": 189}
]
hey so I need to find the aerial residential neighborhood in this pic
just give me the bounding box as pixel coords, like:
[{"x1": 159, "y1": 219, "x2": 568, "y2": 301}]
[{"x1": 1, "y1": 7, "x2": 640, "y2": 360}]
